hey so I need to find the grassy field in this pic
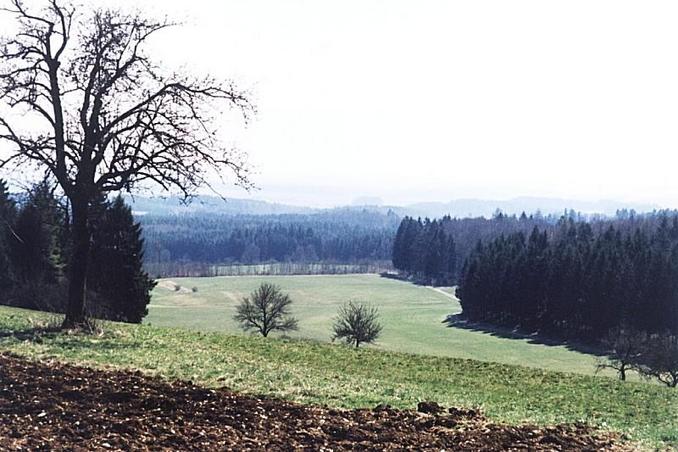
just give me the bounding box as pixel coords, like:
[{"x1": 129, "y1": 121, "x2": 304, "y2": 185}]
[
  {"x1": 0, "y1": 305, "x2": 676, "y2": 449},
  {"x1": 149, "y1": 274, "x2": 607, "y2": 376}
]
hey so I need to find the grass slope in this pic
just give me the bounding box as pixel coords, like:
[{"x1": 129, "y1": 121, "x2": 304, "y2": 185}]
[
  {"x1": 150, "y1": 274, "x2": 605, "y2": 376},
  {"x1": 0, "y1": 306, "x2": 676, "y2": 448}
]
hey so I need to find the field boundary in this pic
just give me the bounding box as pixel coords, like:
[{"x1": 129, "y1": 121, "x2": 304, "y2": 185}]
[{"x1": 146, "y1": 261, "x2": 394, "y2": 278}]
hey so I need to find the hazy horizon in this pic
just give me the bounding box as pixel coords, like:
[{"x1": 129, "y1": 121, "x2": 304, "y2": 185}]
[
  {"x1": 221, "y1": 186, "x2": 666, "y2": 210},
  {"x1": 2, "y1": 1, "x2": 677, "y2": 209},
  {"x1": 124, "y1": 190, "x2": 662, "y2": 217}
]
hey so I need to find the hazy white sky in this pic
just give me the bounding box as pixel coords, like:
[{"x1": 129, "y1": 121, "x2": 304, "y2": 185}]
[{"x1": 4, "y1": 1, "x2": 678, "y2": 207}]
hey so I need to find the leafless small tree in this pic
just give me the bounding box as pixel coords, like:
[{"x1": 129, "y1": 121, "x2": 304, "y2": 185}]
[
  {"x1": 0, "y1": 1, "x2": 254, "y2": 328},
  {"x1": 234, "y1": 283, "x2": 298, "y2": 337},
  {"x1": 332, "y1": 301, "x2": 382, "y2": 348},
  {"x1": 595, "y1": 326, "x2": 647, "y2": 381},
  {"x1": 637, "y1": 333, "x2": 678, "y2": 388}
]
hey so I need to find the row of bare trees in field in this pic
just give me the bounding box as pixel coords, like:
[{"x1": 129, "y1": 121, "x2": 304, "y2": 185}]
[
  {"x1": 596, "y1": 327, "x2": 678, "y2": 387},
  {"x1": 233, "y1": 282, "x2": 382, "y2": 348}
]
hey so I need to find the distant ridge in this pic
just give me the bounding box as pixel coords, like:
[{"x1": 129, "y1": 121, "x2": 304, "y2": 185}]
[
  {"x1": 123, "y1": 194, "x2": 661, "y2": 218},
  {"x1": 402, "y1": 197, "x2": 661, "y2": 219},
  {"x1": 123, "y1": 195, "x2": 314, "y2": 216}
]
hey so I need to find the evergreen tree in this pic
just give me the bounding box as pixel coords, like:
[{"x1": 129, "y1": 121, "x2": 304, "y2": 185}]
[
  {"x1": 10, "y1": 181, "x2": 65, "y2": 287},
  {"x1": 88, "y1": 195, "x2": 155, "y2": 323},
  {"x1": 423, "y1": 221, "x2": 445, "y2": 281},
  {"x1": 446, "y1": 236, "x2": 457, "y2": 278},
  {"x1": 392, "y1": 217, "x2": 409, "y2": 270},
  {"x1": 457, "y1": 216, "x2": 678, "y2": 340},
  {"x1": 0, "y1": 180, "x2": 16, "y2": 288}
]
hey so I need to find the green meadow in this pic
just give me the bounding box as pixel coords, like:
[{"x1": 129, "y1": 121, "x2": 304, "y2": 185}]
[{"x1": 148, "y1": 274, "x2": 606, "y2": 376}]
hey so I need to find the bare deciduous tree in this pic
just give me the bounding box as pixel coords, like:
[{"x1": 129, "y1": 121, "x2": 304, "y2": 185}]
[
  {"x1": 332, "y1": 301, "x2": 382, "y2": 348},
  {"x1": 234, "y1": 283, "x2": 298, "y2": 337},
  {"x1": 596, "y1": 327, "x2": 678, "y2": 388},
  {"x1": 0, "y1": 0, "x2": 254, "y2": 327},
  {"x1": 638, "y1": 333, "x2": 678, "y2": 388},
  {"x1": 595, "y1": 326, "x2": 647, "y2": 381}
]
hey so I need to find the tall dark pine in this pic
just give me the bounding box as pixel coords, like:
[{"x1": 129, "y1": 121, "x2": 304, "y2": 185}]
[
  {"x1": 88, "y1": 196, "x2": 155, "y2": 323},
  {"x1": 0, "y1": 180, "x2": 17, "y2": 288},
  {"x1": 392, "y1": 218, "x2": 409, "y2": 270},
  {"x1": 10, "y1": 181, "x2": 65, "y2": 287},
  {"x1": 423, "y1": 221, "x2": 445, "y2": 281},
  {"x1": 446, "y1": 236, "x2": 457, "y2": 278}
]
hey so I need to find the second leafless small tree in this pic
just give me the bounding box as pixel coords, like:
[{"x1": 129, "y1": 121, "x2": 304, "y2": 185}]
[
  {"x1": 234, "y1": 283, "x2": 298, "y2": 337},
  {"x1": 332, "y1": 301, "x2": 382, "y2": 348},
  {"x1": 0, "y1": 1, "x2": 254, "y2": 328},
  {"x1": 595, "y1": 326, "x2": 647, "y2": 381},
  {"x1": 637, "y1": 333, "x2": 678, "y2": 388}
]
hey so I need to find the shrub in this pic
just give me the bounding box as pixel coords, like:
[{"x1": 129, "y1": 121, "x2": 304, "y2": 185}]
[
  {"x1": 332, "y1": 301, "x2": 382, "y2": 348},
  {"x1": 234, "y1": 283, "x2": 298, "y2": 337}
]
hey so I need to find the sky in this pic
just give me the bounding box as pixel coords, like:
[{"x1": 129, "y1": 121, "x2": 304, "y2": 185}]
[{"x1": 3, "y1": 1, "x2": 678, "y2": 208}]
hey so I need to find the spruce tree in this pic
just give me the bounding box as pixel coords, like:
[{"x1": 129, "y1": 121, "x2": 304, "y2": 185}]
[
  {"x1": 0, "y1": 180, "x2": 16, "y2": 288},
  {"x1": 392, "y1": 217, "x2": 409, "y2": 270},
  {"x1": 446, "y1": 236, "x2": 457, "y2": 282},
  {"x1": 10, "y1": 181, "x2": 65, "y2": 286},
  {"x1": 7, "y1": 181, "x2": 67, "y2": 311},
  {"x1": 88, "y1": 195, "x2": 155, "y2": 323}
]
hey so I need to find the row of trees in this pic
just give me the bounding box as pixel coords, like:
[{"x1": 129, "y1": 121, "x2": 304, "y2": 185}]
[
  {"x1": 597, "y1": 327, "x2": 678, "y2": 387},
  {"x1": 457, "y1": 215, "x2": 678, "y2": 340},
  {"x1": 234, "y1": 283, "x2": 382, "y2": 348},
  {"x1": 145, "y1": 262, "x2": 393, "y2": 278},
  {"x1": 392, "y1": 217, "x2": 457, "y2": 285},
  {"x1": 0, "y1": 179, "x2": 154, "y2": 323},
  {"x1": 392, "y1": 212, "x2": 564, "y2": 284},
  {"x1": 394, "y1": 209, "x2": 678, "y2": 283},
  {"x1": 141, "y1": 209, "x2": 398, "y2": 267}
]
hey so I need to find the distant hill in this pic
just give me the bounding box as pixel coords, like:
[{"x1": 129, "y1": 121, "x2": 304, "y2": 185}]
[
  {"x1": 123, "y1": 194, "x2": 660, "y2": 219},
  {"x1": 402, "y1": 197, "x2": 660, "y2": 219},
  {"x1": 123, "y1": 195, "x2": 315, "y2": 216}
]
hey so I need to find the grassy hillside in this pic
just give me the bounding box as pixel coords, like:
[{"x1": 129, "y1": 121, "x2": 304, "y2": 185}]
[
  {"x1": 150, "y1": 274, "x2": 606, "y2": 376},
  {"x1": 0, "y1": 305, "x2": 676, "y2": 448}
]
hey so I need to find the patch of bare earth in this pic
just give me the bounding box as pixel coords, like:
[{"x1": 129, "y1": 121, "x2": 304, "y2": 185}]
[
  {"x1": 156, "y1": 280, "x2": 192, "y2": 294},
  {"x1": 0, "y1": 353, "x2": 627, "y2": 451}
]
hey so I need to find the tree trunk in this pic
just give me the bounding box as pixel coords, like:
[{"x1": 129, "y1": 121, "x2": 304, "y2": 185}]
[{"x1": 62, "y1": 197, "x2": 91, "y2": 329}]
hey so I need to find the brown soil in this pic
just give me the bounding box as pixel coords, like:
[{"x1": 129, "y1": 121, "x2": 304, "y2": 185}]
[
  {"x1": 0, "y1": 352, "x2": 626, "y2": 451},
  {"x1": 156, "y1": 280, "x2": 192, "y2": 294}
]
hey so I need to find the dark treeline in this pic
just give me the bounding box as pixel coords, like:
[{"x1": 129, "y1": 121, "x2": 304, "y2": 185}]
[
  {"x1": 392, "y1": 211, "x2": 570, "y2": 284},
  {"x1": 140, "y1": 209, "x2": 399, "y2": 268},
  {"x1": 457, "y1": 213, "x2": 678, "y2": 340},
  {"x1": 0, "y1": 180, "x2": 154, "y2": 323}
]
